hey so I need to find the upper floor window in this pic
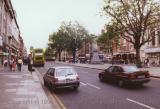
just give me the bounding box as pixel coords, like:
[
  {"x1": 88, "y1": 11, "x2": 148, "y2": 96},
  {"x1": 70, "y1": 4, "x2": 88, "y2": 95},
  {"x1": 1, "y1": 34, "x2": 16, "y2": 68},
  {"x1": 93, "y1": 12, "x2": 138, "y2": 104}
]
[{"x1": 151, "y1": 29, "x2": 155, "y2": 46}]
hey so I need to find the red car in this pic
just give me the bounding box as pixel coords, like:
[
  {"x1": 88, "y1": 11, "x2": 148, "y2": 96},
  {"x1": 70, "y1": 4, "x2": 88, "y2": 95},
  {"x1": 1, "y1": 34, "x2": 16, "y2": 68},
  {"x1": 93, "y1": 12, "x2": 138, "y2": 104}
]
[{"x1": 98, "y1": 65, "x2": 150, "y2": 87}]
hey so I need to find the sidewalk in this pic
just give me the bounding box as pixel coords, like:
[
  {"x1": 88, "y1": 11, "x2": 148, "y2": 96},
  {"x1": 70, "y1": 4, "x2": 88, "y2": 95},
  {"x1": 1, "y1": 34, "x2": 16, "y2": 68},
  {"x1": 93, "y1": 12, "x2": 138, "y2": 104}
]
[
  {"x1": 0, "y1": 66, "x2": 59, "y2": 109},
  {"x1": 57, "y1": 61, "x2": 160, "y2": 78}
]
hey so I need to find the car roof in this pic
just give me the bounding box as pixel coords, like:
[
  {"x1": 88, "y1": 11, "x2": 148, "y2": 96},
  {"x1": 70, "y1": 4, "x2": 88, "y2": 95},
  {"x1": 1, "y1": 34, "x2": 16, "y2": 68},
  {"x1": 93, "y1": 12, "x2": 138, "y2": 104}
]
[{"x1": 50, "y1": 66, "x2": 73, "y2": 69}]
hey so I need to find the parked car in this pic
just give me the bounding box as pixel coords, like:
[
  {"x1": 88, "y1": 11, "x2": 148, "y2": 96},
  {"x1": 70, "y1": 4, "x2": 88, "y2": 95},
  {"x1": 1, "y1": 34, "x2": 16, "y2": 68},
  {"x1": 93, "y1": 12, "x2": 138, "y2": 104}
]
[
  {"x1": 43, "y1": 66, "x2": 80, "y2": 90},
  {"x1": 98, "y1": 65, "x2": 150, "y2": 87}
]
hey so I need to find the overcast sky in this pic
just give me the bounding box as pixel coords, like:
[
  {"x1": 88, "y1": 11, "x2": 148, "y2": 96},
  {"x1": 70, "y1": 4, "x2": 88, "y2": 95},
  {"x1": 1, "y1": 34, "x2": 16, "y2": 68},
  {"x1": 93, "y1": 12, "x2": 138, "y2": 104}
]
[{"x1": 11, "y1": 0, "x2": 107, "y2": 52}]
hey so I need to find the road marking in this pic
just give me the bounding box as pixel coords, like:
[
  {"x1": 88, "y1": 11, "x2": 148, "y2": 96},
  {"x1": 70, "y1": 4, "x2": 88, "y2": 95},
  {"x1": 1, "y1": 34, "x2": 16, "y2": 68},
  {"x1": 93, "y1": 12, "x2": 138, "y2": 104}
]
[
  {"x1": 79, "y1": 71, "x2": 89, "y2": 73},
  {"x1": 86, "y1": 83, "x2": 101, "y2": 90},
  {"x1": 126, "y1": 98, "x2": 156, "y2": 109},
  {"x1": 80, "y1": 82, "x2": 87, "y2": 86}
]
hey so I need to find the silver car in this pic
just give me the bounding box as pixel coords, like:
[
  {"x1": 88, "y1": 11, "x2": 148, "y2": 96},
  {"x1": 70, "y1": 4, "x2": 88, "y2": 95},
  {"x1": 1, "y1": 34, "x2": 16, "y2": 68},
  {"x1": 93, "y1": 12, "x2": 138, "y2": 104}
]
[{"x1": 43, "y1": 66, "x2": 80, "y2": 90}]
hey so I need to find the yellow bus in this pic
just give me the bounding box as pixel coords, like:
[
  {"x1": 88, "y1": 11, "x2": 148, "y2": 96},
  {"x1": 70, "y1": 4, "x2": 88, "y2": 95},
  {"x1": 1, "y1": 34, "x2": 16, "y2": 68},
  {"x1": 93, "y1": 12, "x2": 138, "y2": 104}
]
[{"x1": 33, "y1": 48, "x2": 45, "y2": 66}]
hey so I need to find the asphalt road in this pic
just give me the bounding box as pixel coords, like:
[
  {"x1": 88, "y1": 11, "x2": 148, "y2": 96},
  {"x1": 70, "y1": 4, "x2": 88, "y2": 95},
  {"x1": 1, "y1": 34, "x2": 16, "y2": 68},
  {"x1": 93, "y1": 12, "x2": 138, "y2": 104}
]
[{"x1": 36, "y1": 62, "x2": 160, "y2": 109}]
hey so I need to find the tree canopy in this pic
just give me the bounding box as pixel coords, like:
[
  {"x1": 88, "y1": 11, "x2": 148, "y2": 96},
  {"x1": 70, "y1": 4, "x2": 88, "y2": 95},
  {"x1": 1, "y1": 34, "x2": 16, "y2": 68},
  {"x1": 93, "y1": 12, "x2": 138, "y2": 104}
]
[
  {"x1": 48, "y1": 21, "x2": 90, "y2": 62},
  {"x1": 103, "y1": 0, "x2": 160, "y2": 67}
]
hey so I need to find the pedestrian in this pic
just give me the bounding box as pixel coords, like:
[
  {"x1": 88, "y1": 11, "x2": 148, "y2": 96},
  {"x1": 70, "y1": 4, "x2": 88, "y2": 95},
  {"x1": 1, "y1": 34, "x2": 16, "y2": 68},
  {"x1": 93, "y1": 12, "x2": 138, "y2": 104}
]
[
  {"x1": 12, "y1": 57, "x2": 16, "y2": 71},
  {"x1": 17, "y1": 57, "x2": 23, "y2": 71},
  {"x1": 3, "y1": 57, "x2": 8, "y2": 67},
  {"x1": 9, "y1": 58, "x2": 13, "y2": 71},
  {"x1": 28, "y1": 54, "x2": 33, "y2": 74}
]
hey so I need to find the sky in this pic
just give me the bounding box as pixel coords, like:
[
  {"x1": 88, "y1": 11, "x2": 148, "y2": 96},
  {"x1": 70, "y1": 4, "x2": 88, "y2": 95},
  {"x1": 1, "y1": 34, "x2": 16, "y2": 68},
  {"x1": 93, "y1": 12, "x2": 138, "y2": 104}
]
[{"x1": 11, "y1": 0, "x2": 107, "y2": 52}]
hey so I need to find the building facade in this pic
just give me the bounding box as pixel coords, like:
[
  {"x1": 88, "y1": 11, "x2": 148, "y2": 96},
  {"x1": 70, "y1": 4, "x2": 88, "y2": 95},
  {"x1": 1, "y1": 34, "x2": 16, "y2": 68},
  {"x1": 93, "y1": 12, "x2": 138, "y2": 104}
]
[
  {"x1": 0, "y1": 0, "x2": 24, "y2": 67},
  {"x1": 144, "y1": 27, "x2": 160, "y2": 65}
]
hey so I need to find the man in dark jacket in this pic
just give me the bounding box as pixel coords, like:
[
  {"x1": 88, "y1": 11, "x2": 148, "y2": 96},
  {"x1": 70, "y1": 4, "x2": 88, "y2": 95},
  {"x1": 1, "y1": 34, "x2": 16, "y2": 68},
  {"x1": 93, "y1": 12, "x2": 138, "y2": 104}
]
[{"x1": 28, "y1": 54, "x2": 33, "y2": 73}]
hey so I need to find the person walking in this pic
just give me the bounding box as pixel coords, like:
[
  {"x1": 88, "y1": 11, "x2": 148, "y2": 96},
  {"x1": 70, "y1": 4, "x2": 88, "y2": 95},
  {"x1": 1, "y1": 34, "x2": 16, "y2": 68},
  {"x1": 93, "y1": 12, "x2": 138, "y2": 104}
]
[
  {"x1": 17, "y1": 57, "x2": 23, "y2": 71},
  {"x1": 12, "y1": 57, "x2": 16, "y2": 71},
  {"x1": 3, "y1": 57, "x2": 8, "y2": 67},
  {"x1": 9, "y1": 58, "x2": 13, "y2": 71},
  {"x1": 28, "y1": 54, "x2": 33, "y2": 74}
]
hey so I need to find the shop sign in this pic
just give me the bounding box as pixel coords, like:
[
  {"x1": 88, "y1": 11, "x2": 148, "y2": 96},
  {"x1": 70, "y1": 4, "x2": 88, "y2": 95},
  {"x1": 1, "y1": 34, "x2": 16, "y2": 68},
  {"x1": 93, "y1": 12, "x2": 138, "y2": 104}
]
[{"x1": 144, "y1": 48, "x2": 160, "y2": 53}]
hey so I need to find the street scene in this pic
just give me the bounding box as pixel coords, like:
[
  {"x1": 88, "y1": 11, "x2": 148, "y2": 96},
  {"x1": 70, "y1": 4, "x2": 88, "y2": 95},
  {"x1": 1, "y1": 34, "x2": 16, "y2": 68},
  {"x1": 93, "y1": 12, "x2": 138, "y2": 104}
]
[{"x1": 1, "y1": 0, "x2": 160, "y2": 109}]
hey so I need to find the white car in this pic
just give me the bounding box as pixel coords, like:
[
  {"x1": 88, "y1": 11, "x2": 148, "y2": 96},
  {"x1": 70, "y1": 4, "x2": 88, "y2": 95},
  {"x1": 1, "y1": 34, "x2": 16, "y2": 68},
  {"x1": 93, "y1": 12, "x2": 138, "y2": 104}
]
[{"x1": 43, "y1": 66, "x2": 80, "y2": 90}]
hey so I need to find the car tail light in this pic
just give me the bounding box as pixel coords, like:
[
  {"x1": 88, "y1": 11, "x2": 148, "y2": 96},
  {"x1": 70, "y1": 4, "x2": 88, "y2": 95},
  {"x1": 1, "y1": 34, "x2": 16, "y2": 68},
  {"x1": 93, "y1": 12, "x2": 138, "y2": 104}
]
[
  {"x1": 128, "y1": 74, "x2": 135, "y2": 79},
  {"x1": 76, "y1": 76, "x2": 80, "y2": 80},
  {"x1": 145, "y1": 72, "x2": 150, "y2": 78}
]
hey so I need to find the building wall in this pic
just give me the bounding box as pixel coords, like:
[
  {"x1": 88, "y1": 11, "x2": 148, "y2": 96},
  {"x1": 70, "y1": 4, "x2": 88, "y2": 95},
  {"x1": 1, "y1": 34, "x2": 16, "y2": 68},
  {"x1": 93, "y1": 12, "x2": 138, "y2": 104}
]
[
  {"x1": 0, "y1": 0, "x2": 23, "y2": 66},
  {"x1": 144, "y1": 27, "x2": 160, "y2": 64}
]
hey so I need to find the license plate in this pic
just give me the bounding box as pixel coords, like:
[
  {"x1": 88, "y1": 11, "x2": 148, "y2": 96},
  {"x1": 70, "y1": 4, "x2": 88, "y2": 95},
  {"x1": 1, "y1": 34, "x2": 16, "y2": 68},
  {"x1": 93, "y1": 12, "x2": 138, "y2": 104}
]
[
  {"x1": 66, "y1": 79, "x2": 72, "y2": 82},
  {"x1": 138, "y1": 75, "x2": 145, "y2": 78}
]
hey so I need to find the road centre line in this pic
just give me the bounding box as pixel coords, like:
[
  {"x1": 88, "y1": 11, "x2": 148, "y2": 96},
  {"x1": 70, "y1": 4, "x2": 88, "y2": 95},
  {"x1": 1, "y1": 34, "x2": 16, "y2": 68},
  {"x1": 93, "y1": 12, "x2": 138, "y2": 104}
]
[
  {"x1": 86, "y1": 83, "x2": 101, "y2": 90},
  {"x1": 126, "y1": 98, "x2": 156, "y2": 109},
  {"x1": 80, "y1": 82, "x2": 87, "y2": 86}
]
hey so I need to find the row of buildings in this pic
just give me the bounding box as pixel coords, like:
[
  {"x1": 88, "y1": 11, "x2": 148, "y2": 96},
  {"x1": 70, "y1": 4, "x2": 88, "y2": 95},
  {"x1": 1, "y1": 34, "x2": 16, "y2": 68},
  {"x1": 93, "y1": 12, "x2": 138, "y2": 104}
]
[
  {"x1": 0, "y1": 0, "x2": 27, "y2": 67},
  {"x1": 76, "y1": 30, "x2": 160, "y2": 64}
]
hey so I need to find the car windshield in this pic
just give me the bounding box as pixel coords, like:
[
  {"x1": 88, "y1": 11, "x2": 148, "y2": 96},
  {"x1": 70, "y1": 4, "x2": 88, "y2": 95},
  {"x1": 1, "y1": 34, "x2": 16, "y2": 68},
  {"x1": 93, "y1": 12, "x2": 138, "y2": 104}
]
[
  {"x1": 123, "y1": 66, "x2": 139, "y2": 73},
  {"x1": 56, "y1": 68, "x2": 76, "y2": 76}
]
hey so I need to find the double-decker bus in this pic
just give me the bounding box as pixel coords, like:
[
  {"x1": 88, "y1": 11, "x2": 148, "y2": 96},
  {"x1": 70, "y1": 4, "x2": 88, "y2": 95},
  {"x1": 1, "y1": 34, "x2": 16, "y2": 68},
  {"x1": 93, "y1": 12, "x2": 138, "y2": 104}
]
[{"x1": 33, "y1": 48, "x2": 45, "y2": 66}]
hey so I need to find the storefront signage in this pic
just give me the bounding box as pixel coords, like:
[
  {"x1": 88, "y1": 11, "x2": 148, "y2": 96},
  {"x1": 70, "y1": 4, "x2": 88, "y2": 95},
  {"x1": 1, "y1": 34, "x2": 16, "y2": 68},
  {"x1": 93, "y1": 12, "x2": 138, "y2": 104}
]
[{"x1": 144, "y1": 48, "x2": 160, "y2": 53}]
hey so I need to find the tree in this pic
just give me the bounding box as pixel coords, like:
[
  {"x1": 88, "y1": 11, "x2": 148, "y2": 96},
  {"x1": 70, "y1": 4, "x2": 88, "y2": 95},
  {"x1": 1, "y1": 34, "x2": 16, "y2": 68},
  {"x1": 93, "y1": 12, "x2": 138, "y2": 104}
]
[
  {"x1": 50, "y1": 30, "x2": 68, "y2": 61},
  {"x1": 48, "y1": 21, "x2": 89, "y2": 62},
  {"x1": 59, "y1": 21, "x2": 89, "y2": 63},
  {"x1": 97, "y1": 25, "x2": 119, "y2": 55},
  {"x1": 103, "y1": 0, "x2": 160, "y2": 67}
]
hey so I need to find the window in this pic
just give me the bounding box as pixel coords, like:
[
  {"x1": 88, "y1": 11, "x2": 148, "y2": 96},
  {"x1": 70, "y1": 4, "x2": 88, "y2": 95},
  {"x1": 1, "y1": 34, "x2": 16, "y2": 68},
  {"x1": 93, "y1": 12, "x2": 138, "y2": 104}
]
[
  {"x1": 151, "y1": 29, "x2": 155, "y2": 46},
  {"x1": 50, "y1": 69, "x2": 55, "y2": 76},
  {"x1": 158, "y1": 31, "x2": 160, "y2": 45},
  {"x1": 56, "y1": 68, "x2": 76, "y2": 77},
  {"x1": 47, "y1": 68, "x2": 53, "y2": 75},
  {"x1": 107, "y1": 66, "x2": 114, "y2": 72},
  {"x1": 122, "y1": 66, "x2": 139, "y2": 73}
]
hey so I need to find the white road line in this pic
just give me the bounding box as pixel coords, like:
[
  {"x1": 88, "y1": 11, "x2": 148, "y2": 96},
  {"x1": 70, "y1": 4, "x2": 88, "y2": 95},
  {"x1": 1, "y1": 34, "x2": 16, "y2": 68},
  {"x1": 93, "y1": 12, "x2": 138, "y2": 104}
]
[
  {"x1": 126, "y1": 98, "x2": 156, "y2": 109},
  {"x1": 86, "y1": 83, "x2": 101, "y2": 90},
  {"x1": 80, "y1": 71, "x2": 88, "y2": 73},
  {"x1": 80, "y1": 82, "x2": 87, "y2": 86}
]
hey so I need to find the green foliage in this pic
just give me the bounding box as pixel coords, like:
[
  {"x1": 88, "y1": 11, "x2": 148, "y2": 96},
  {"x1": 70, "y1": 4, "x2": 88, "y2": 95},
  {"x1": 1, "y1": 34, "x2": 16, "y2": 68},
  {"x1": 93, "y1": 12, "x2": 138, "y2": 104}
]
[
  {"x1": 103, "y1": 0, "x2": 160, "y2": 67},
  {"x1": 47, "y1": 21, "x2": 90, "y2": 61},
  {"x1": 97, "y1": 24, "x2": 120, "y2": 53}
]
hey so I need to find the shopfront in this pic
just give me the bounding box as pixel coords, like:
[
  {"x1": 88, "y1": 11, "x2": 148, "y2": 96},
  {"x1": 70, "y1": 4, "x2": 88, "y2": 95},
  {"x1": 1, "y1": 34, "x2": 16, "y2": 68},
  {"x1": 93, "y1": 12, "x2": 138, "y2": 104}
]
[
  {"x1": 144, "y1": 48, "x2": 160, "y2": 65},
  {"x1": 114, "y1": 52, "x2": 136, "y2": 64}
]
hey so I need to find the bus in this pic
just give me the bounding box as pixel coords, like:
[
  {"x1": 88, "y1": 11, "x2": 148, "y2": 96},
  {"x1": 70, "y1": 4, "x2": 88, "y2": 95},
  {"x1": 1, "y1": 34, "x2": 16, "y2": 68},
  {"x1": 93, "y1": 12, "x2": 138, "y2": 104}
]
[{"x1": 33, "y1": 48, "x2": 45, "y2": 66}]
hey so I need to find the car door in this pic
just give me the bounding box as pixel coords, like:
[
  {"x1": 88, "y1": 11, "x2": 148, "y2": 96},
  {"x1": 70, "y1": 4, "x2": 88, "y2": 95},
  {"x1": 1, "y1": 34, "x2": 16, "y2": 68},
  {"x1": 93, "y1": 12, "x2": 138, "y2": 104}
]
[
  {"x1": 104, "y1": 66, "x2": 115, "y2": 81},
  {"x1": 44, "y1": 68, "x2": 52, "y2": 84},
  {"x1": 109, "y1": 66, "x2": 121, "y2": 81},
  {"x1": 48, "y1": 68, "x2": 55, "y2": 84}
]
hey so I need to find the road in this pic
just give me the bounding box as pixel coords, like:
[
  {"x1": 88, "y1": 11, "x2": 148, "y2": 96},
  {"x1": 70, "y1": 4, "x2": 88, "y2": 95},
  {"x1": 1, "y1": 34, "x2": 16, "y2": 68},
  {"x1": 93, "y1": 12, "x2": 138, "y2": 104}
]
[{"x1": 36, "y1": 62, "x2": 160, "y2": 109}]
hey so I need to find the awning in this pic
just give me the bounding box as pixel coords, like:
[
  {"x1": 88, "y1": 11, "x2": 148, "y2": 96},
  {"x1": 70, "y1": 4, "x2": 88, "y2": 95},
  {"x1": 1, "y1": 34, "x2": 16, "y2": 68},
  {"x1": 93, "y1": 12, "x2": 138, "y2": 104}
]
[{"x1": 0, "y1": 52, "x2": 9, "y2": 56}]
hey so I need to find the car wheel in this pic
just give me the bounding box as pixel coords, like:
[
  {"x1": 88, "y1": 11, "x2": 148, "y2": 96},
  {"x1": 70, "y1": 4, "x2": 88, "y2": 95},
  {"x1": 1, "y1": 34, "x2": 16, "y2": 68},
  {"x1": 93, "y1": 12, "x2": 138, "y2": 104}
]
[
  {"x1": 118, "y1": 80, "x2": 124, "y2": 87},
  {"x1": 73, "y1": 86, "x2": 79, "y2": 90},
  {"x1": 99, "y1": 74, "x2": 104, "y2": 82}
]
